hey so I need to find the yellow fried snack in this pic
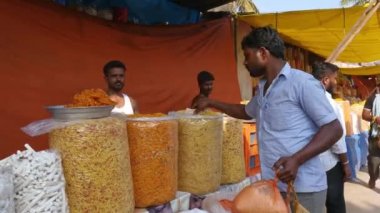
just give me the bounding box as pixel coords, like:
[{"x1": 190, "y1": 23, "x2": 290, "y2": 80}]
[
  {"x1": 49, "y1": 117, "x2": 134, "y2": 213},
  {"x1": 176, "y1": 112, "x2": 223, "y2": 195},
  {"x1": 221, "y1": 117, "x2": 245, "y2": 184}
]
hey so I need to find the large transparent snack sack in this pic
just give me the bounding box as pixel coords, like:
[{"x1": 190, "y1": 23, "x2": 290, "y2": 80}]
[
  {"x1": 49, "y1": 117, "x2": 134, "y2": 213},
  {"x1": 170, "y1": 110, "x2": 223, "y2": 195},
  {"x1": 222, "y1": 116, "x2": 245, "y2": 184},
  {"x1": 126, "y1": 114, "x2": 178, "y2": 208}
]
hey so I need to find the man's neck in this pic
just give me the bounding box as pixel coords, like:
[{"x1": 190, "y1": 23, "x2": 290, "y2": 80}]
[
  {"x1": 199, "y1": 92, "x2": 208, "y2": 98},
  {"x1": 108, "y1": 89, "x2": 123, "y2": 96},
  {"x1": 264, "y1": 60, "x2": 287, "y2": 85}
]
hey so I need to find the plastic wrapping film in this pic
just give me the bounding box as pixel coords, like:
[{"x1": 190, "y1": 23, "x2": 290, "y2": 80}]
[
  {"x1": 49, "y1": 117, "x2": 134, "y2": 213},
  {"x1": 126, "y1": 114, "x2": 178, "y2": 208},
  {"x1": 222, "y1": 116, "x2": 245, "y2": 184},
  {"x1": 170, "y1": 110, "x2": 223, "y2": 195},
  {"x1": 0, "y1": 165, "x2": 15, "y2": 213},
  {"x1": 21, "y1": 118, "x2": 84, "y2": 137}
]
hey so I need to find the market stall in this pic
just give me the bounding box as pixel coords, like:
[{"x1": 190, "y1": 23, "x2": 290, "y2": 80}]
[
  {"x1": 3, "y1": 0, "x2": 380, "y2": 212},
  {"x1": 0, "y1": 90, "x2": 261, "y2": 212},
  {"x1": 0, "y1": 0, "x2": 240, "y2": 159}
]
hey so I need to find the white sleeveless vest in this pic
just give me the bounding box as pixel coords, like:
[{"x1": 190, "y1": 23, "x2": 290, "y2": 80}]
[{"x1": 111, "y1": 94, "x2": 134, "y2": 115}]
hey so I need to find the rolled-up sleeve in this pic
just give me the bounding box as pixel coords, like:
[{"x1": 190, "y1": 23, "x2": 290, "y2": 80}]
[{"x1": 299, "y1": 79, "x2": 337, "y2": 127}]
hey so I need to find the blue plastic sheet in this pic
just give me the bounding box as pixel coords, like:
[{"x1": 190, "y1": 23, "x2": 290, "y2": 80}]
[
  {"x1": 126, "y1": 0, "x2": 200, "y2": 25},
  {"x1": 60, "y1": 0, "x2": 200, "y2": 25}
]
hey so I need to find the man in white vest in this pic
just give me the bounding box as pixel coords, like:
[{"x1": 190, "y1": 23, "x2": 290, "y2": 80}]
[
  {"x1": 103, "y1": 60, "x2": 138, "y2": 115},
  {"x1": 312, "y1": 62, "x2": 351, "y2": 213}
]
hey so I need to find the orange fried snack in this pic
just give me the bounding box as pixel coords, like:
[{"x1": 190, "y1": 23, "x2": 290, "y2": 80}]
[{"x1": 66, "y1": 89, "x2": 116, "y2": 107}]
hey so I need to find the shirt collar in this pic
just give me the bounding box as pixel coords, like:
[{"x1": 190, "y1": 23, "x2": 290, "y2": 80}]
[
  {"x1": 325, "y1": 91, "x2": 333, "y2": 99},
  {"x1": 259, "y1": 62, "x2": 291, "y2": 84},
  {"x1": 279, "y1": 63, "x2": 291, "y2": 79}
]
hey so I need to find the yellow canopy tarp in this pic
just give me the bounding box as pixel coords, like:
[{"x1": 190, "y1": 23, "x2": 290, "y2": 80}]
[
  {"x1": 238, "y1": 6, "x2": 380, "y2": 63},
  {"x1": 340, "y1": 66, "x2": 380, "y2": 76}
]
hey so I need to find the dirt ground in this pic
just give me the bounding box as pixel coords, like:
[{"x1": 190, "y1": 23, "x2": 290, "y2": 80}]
[{"x1": 345, "y1": 170, "x2": 380, "y2": 213}]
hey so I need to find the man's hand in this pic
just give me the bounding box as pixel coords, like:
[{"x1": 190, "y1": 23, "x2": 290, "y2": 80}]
[
  {"x1": 192, "y1": 97, "x2": 211, "y2": 113},
  {"x1": 273, "y1": 156, "x2": 300, "y2": 183},
  {"x1": 342, "y1": 163, "x2": 352, "y2": 182}
]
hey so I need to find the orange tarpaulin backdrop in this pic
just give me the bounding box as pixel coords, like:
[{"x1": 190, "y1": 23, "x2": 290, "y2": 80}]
[{"x1": 0, "y1": 0, "x2": 240, "y2": 158}]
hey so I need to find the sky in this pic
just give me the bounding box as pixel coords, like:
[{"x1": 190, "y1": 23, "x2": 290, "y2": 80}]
[{"x1": 253, "y1": 0, "x2": 346, "y2": 13}]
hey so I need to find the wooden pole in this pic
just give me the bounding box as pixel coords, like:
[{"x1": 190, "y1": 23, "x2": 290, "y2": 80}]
[{"x1": 326, "y1": 0, "x2": 380, "y2": 63}]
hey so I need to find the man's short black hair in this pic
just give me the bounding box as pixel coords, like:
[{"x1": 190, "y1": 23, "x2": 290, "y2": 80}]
[
  {"x1": 197, "y1": 71, "x2": 215, "y2": 85},
  {"x1": 312, "y1": 61, "x2": 339, "y2": 80},
  {"x1": 241, "y1": 26, "x2": 285, "y2": 59},
  {"x1": 103, "y1": 60, "x2": 126, "y2": 76}
]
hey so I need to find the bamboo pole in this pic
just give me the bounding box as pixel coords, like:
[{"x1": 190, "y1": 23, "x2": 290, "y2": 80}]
[{"x1": 326, "y1": 0, "x2": 380, "y2": 63}]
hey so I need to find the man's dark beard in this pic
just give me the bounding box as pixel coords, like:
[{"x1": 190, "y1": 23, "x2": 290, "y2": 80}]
[
  {"x1": 111, "y1": 82, "x2": 124, "y2": 92},
  {"x1": 326, "y1": 86, "x2": 334, "y2": 94},
  {"x1": 248, "y1": 68, "x2": 265, "y2": 78}
]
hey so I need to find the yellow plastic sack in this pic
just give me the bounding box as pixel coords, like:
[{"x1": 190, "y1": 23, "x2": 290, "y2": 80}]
[
  {"x1": 222, "y1": 116, "x2": 245, "y2": 184},
  {"x1": 172, "y1": 110, "x2": 223, "y2": 195},
  {"x1": 126, "y1": 114, "x2": 178, "y2": 208},
  {"x1": 49, "y1": 117, "x2": 134, "y2": 213}
]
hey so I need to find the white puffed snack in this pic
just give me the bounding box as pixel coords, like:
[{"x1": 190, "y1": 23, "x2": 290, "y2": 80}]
[
  {"x1": 0, "y1": 165, "x2": 15, "y2": 213},
  {"x1": 6, "y1": 144, "x2": 68, "y2": 213}
]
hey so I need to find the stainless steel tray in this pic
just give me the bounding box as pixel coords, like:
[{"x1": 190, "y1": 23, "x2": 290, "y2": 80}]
[{"x1": 46, "y1": 105, "x2": 113, "y2": 121}]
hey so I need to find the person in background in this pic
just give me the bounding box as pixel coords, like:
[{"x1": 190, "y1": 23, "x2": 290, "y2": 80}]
[
  {"x1": 362, "y1": 83, "x2": 380, "y2": 189},
  {"x1": 192, "y1": 26, "x2": 343, "y2": 213},
  {"x1": 346, "y1": 109, "x2": 362, "y2": 180},
  {"x1": 191, "y1": 71, "x2": 215, "y2": 107},
  {"x1": 103, "y1": 60, "x2": 138, "y2": 115},
  {"x1": 312, "y1": 62, "x2": 351, "y2": 213}
]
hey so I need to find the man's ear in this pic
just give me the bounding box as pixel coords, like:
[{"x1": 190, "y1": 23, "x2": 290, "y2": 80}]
[{"x1": 322, "y1": 76, "x2": 330, "y2": 86}]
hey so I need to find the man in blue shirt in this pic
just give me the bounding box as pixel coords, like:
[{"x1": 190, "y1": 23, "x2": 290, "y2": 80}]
[{"x1": 192, "y1": 27, "x2": 343, "y2": 213}]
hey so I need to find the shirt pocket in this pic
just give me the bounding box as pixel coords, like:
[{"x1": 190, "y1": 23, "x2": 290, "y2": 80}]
[{"x1": 262, "y1": 104, "x2": 296, "y2": 131}]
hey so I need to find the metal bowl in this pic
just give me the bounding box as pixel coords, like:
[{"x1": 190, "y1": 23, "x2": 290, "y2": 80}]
[{"x1": 46, "y1": 105, "x2": 114, "y2": 121}]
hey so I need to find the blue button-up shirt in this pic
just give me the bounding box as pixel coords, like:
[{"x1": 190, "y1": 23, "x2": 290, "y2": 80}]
[{"x1": 245, "y1": 63, "x2": 337, "y2": 192}]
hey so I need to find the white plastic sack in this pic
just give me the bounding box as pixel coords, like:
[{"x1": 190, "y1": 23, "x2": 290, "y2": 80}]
[
  {"x1": 180, "y1": 209, "x2": 208, "y2": 213},
  {"x1": 202, "y1": 192, "x2": 236, "y2": 213},
  {"x1": 219, "y1": 178, "x2": 251, "y2": 194},
  {"x1": 0, "y1": 165, "x2": 15, "y2": 213}
]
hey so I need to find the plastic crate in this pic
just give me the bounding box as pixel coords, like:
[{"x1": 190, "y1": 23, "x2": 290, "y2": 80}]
[{"x1": 243, "y1": 122, "x2": 261, "y2": 176}]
